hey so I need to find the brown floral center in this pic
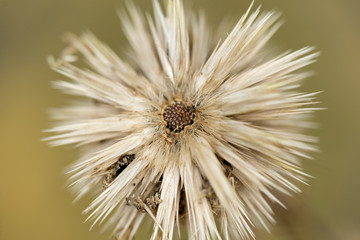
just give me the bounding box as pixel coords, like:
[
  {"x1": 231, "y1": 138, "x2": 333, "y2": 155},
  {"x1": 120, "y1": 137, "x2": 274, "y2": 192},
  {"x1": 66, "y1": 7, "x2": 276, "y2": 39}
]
[{"x1": 163, "y1": 102, "x2": 195, "y2": 132}]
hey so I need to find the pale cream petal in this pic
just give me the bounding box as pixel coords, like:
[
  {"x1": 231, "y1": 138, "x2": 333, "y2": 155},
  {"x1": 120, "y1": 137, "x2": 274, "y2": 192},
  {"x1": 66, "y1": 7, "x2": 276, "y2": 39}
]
[
  {"x1": 180, "y1": 159, "x2": 221, "y2": 240},
  {"x1": 152, "y1": 155, "x2": 180, "y2": 240},
  {"x1": 190, "y1": 135, "x2": 254, "y2": 239},
  {"x1": 118, "y1": 1, "x2": 162, "y2": 84}
]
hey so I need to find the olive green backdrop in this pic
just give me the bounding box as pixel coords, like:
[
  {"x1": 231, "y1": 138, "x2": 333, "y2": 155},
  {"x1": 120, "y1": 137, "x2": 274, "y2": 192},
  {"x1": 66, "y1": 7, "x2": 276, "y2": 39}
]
[{"x1": 0, "y1": 0, "x2": 359, "y2": 239}]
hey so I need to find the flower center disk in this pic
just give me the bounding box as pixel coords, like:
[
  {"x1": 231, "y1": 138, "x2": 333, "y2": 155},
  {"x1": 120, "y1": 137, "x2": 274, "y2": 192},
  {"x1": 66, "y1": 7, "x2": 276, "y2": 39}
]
[{"x1": 163, "y1": 102, "x2": 195, "y2": 132}]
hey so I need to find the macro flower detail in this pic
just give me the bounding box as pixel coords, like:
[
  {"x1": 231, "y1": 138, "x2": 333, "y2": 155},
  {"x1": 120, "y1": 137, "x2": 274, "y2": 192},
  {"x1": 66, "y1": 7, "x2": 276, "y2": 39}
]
[
  {"x1": 45, "y1": 0, "x2": 320, "y2": 239},
  {"x1": 163, "y1": 101, "x2": 195, "y2": 133}
]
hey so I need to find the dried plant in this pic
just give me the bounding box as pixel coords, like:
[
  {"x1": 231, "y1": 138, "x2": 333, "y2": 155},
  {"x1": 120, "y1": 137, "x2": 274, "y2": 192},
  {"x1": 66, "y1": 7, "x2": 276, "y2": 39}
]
[{"x1": 45, "y1": 0, "x2": 320, "y2": 239}]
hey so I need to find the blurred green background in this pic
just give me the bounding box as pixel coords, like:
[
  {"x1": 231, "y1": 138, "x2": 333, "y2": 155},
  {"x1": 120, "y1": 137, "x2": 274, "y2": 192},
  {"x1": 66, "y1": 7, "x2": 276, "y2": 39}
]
[{"x1": 0, "y1": 0, "x2": 359, "y2": 239}]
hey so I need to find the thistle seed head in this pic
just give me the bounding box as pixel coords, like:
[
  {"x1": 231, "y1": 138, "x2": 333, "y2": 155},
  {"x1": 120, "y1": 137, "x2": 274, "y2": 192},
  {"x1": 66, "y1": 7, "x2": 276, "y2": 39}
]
[{"x1": 45, "y1": 0, "x2": 320, "y2": 239}]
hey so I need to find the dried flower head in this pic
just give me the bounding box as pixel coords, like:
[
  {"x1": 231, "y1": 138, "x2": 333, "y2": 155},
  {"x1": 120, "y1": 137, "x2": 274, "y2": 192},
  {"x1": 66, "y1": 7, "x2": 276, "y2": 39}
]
[{"x1": 45, "y1": 0, "x2": 320, "y2": 239}]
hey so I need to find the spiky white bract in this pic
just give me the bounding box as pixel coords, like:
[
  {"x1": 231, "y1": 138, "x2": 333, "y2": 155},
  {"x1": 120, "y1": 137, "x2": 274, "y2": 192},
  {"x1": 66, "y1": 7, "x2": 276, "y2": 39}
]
[{"x1": 45, "y1": 0, "x2": 320, "y2": 239}]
